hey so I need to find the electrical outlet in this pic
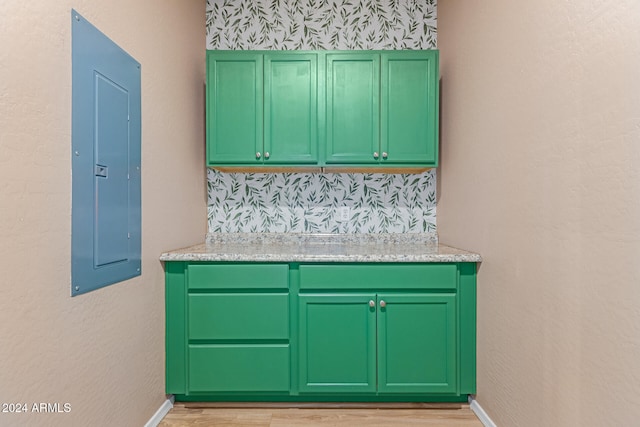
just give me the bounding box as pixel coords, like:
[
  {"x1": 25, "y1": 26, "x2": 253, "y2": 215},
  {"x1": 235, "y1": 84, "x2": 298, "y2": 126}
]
[{"x1": 339, "y1": 207, "x2": 350, "y2": 221}]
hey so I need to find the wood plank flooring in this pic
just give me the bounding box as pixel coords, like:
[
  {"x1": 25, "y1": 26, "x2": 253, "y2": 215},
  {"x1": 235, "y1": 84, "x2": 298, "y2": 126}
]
[{"x1": 159, "y1": 402, "x2": 484, "y2": 426}]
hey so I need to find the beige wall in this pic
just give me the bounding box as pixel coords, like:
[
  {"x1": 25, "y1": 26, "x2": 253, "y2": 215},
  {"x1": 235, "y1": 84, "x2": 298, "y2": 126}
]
[
  {"x1": 438, "y1": 1, "x2": 640, "y2": 426},
  {"x1": 0, "y1": 1, "x2": 205, "y2": 426}
]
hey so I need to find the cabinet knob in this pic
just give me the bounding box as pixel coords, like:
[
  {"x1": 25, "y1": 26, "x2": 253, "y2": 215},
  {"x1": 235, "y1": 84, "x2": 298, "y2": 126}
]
[
  {"x1": 373, "y1": 152, "x2": 379, "y2": 159},
  {"x1": 369, "y1": 300, "x2": 375, "y2": 308},
  {"x1": 264, "y1": 152, "x2": 270, "y2": 159},
  {"x1": 379, "y1": 300, "x2": 386, "y2": 308},
  {"x1": 256, "y1": 152, "x2": 261, "y2": 159},
  {"x1": 382, "y1": 152, "x2": 388, "y2": 159}
]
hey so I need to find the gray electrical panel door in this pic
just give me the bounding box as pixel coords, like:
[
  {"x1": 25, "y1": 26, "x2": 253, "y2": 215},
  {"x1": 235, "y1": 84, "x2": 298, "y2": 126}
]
[{"x1": 71, "y1": 10, "x2": 141, "y2": 296}]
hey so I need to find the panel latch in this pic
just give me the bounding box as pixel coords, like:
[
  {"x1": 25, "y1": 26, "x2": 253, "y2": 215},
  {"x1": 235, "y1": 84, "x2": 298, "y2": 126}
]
[{"x1": 95, "y1": 164, "x2": 108, "y2": 178}]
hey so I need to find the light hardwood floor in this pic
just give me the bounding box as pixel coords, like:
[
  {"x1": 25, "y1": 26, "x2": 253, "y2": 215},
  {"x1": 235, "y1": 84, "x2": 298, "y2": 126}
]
[{"x1": 159, "y1": 402, "x2": 484, "y2": 426}]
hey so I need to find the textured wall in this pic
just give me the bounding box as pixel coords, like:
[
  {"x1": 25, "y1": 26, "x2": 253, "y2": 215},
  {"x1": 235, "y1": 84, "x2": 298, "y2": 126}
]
[
  {"x1": 438, "y1": 1, "x2": 640, "y2": 425},
  {"x1": 206, "y1": 0, "x2": 438, "y2": 233},
  {"x1": 0, "y1": 1, "x2": 205, "y2": 426}
]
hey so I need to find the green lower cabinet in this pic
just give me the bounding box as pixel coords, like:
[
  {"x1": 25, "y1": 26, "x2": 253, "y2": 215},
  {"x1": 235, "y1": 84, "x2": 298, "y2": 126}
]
[
  {"x1": 166, "y1": 261, "x2": 476, "y2": 401},
  {"x1": 298, "y1": 294, "x2": 377, "y2": 393},
  {"x1": 298, "y1": 293, "x2": 457, "y2": 394},
  {"x1": 166, "y1": 262, "x2": 291, "y2": 395},
  {"x1": 377, "y1": 293, "x2": 457, "y2": 393}
]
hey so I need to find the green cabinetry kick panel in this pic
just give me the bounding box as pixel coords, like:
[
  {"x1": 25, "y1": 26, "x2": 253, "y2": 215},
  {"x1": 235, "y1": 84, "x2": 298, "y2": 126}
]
[
  {"x1": 166, "y1": 262, "x2": 475, "y2": 402},
  {"x1": 206, "y1": 50, "x2": 439, "y2": 168}
]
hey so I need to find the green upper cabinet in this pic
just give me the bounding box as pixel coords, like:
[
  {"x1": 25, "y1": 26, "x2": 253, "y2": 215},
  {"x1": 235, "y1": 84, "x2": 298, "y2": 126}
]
[
  {"x1": 381, "y1": 51, "x2": 439, "y2": 165},
  {"x1": 264, "y1": 53, "x2": 318, "y2": 164},
  {"x1": 207, "y1": 51, "x2": 318, "y2": 166},
  {"x1": 325, "y1": 53, "x2": 380, "y2": 164},
  {"x1": 206, "y1": 50, "x2": 439, "y2": 168},
  {"x1": 206, "y1": 52, "x2": 263, "y2": 164},
  {"x1": 326, "y1": 51, "x2": 439, "y2": 166}
]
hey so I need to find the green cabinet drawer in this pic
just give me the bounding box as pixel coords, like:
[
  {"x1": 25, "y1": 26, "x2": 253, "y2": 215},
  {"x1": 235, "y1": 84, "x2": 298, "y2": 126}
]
[
  {"x1": 299, "y1": 264, "x2": 457, "y2": 290},
  {"x1": 188, "y1": 293, "x2": 289, "y2": 340},
  {"x1": 187, "y1": 263, "x2": 288, "y2": 290},
  {"x1": 189, "y1": 344, "x2": 290, "y2": 392}
]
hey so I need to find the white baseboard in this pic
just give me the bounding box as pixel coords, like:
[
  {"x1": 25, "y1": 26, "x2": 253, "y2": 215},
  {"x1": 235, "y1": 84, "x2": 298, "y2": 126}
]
[
  {"x1": 144, "y1": 395, "x2": 174, "y2": 427},
  {"x1": 469, "y1": 396, "x2": 497, "y2": 427}
]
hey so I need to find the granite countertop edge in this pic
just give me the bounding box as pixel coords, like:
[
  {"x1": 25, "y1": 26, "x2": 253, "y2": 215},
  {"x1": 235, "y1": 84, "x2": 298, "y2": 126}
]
[{"x1": 160, "y1": 233, "x2": 482, "y2": 263}]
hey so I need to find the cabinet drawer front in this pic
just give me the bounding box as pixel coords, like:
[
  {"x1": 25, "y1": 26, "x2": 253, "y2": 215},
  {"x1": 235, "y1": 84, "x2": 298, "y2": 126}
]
[
  {"x1": 189, "y1": 294, "x2": 289, "y2": 340},
  {"x1": 188, "y1": 264, "x2": 288, "y2": 290},
  {"x1": 299, "y1": 264, "x2": 456, "y2": 290},
  {"x1": 189, "y1": 344, "x2": 290, "y2": 392}
]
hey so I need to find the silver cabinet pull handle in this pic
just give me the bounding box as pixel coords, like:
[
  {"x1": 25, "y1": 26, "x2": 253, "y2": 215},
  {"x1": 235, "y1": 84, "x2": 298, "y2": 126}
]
[
  {"x1": 369, "y1": 300, "x2": 375, "y2": 308},
  {"x1": 373, "y1": 152, "x2": 379, "y2": 159},
  {"x1": 379, "y1": 300, "x2": 386, "y2": 308},
  {"x1": 265, "y1": 152, "x2": 270, "y2": 159},
  {"x1": 256, "y1": 152, "x2": 261, "y2": 159},
  {"x1": 382, "y1": 152, "x2": 388, "y2": 159}
]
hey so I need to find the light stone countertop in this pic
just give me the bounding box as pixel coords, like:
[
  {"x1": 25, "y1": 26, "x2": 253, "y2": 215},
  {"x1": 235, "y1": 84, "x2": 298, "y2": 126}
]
[{"x1": 160, "y1": 233, "x2": 481, "y2": 263}]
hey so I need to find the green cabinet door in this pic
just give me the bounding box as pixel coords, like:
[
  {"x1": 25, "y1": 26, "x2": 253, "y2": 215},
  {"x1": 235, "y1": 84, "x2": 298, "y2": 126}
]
[
  {"x1": 325, "y1": 53, "x2": 380, "y2": 164},
  {"x1": 264, "y1": 53, "x2": 318, "y2": 164},
  {"x1": 381, "y1": 51, "x2": 439, "y2": 166},
  {"x1": 298, "y1": 293, "x2": 377, "y2": 393},
  {"x1": 377, "y1": 293, "x2": 457, "y2": 393},
  {"x1": 207, "y1": 52, "x2": 263, "y2": 165}
]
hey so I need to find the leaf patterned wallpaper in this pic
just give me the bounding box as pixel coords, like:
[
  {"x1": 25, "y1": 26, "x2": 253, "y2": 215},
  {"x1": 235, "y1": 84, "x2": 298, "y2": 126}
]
[
  {"x1": 206, "y1": 0, "x2": 437, "y2": 234},
  {"x1": 206, "y1": 0, "x2": 436, "y2": 50},
  {"x1": 208, "y1": 169, "x2": 436, "y2": 233}
]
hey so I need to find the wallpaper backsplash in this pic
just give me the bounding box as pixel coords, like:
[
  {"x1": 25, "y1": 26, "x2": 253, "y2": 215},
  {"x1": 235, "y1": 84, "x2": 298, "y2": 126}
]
[
  {"x1": 208, "y1": 169, "x2": 436, "y2": 233},
  {"x1": 206, "y1": 0, "x2": 437, "y2": 234},
  {"x1": 206, "y1": 0, "x2": 436, "y2": 50}
]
